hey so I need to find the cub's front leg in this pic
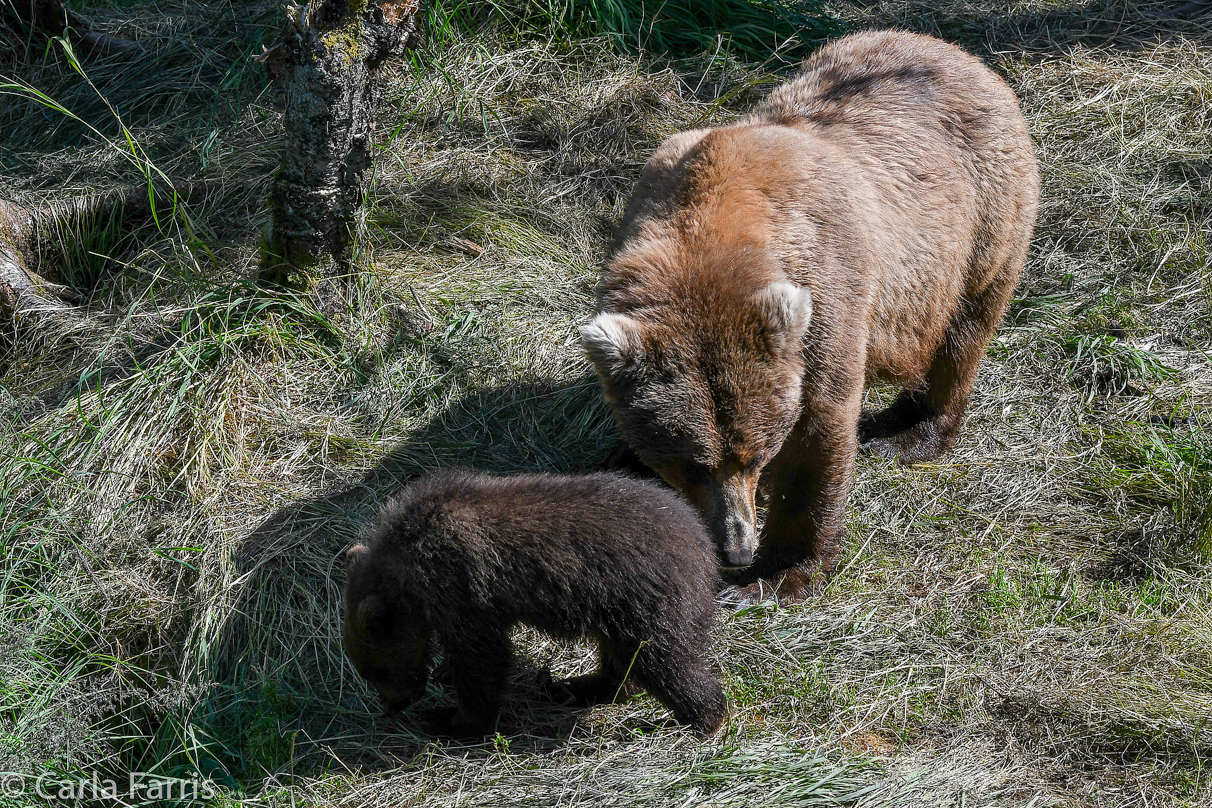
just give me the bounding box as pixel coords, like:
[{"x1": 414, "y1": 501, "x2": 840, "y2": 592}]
[
  {"x1": 538, "y1": 638, "x2": 634, "y2": 707},
  {"x1": 424, "y1": 628, "x2": 512, "y2": 740}
]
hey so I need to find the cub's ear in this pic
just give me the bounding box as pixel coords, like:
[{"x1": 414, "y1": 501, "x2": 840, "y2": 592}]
[
  {"x1": 345, "y1": 544, "x2": 370, "y2": 566},
  {"x1": 354, "y1": 595, "x2": 387, "y2": 630},
  {"x1": 580, "y1": 312, "x2": 643, "y2": 375},
  {"x1": 755, "y1": 280, "x2": 813, "y2": 353}
]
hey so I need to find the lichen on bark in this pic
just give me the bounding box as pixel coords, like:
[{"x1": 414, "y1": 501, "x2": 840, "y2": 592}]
[{"x1": 262, "y1": 0, "x2": 423, "y2": 281}]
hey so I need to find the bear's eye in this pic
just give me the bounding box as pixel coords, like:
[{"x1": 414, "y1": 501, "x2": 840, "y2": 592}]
[
  {"x1": 636, "y1": 422, "x2": 709, "y2": 464},
  {"x1": 741, "y1": 454, "x2": 765, "y2": 473}
]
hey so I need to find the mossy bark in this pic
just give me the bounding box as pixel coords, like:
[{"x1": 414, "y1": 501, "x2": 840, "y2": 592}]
[{"x1": 261, "y1": 0, "x2": 423, "y2": 282}]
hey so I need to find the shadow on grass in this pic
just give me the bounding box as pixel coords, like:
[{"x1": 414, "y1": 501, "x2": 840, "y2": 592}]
[
  {"x1": 181, "y1": 375, "x2": 618, "y2": 785},
  {"x1": 885, "y1": 0, "x2": 1212, "y2": 55}
]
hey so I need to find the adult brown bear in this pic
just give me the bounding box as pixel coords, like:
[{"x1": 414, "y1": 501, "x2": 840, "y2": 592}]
[{"x1": 581, "y1": 30, "x2": 1039, "y2": 602}]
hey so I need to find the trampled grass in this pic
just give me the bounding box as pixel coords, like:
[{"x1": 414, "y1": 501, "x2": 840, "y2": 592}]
[{"x1": 1, "y1": 0, "x2": 1211, "y2": 806}]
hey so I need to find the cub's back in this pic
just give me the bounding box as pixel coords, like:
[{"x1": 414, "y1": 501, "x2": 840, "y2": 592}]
[{"x1": 375, "y1": 470, "x2": 719, "y2": 615}]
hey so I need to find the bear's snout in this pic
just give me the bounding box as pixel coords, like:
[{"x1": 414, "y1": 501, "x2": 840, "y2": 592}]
[
  {"x1": 720, "y1": 511, "x2": 756, "y2": 567},
  {"x1": 708, "y1": 474, "x2": 760, "y2": 568}
]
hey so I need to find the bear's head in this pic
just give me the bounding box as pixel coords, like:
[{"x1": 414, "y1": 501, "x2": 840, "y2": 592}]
[
  {"x1": 343, "y1": 544, "x2": 433, "y2": 714},
  {"x1": 581, "y1": 279, "x2": 812, "y2": 568}
]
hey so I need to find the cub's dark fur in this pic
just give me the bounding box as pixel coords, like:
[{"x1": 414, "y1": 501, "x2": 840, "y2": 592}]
[{"x1": 342, "y1": 468, "x2": 728, "y2": 738}]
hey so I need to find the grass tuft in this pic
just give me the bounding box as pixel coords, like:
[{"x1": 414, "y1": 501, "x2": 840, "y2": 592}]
[{"x1": 426, "y1": 0, "x2": 844, "y2": 61}]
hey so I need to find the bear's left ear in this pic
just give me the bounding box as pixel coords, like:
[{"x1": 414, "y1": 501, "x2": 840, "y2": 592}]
[
  {"x1": 346, "y1": 544, "x2": 369, "y2": 566},
  {"x1": 580, "y1": 312, "x2": 644, "y2": 375},
  {"x1": 355, "y1": 595, "x2": 387, "y2": 630},
  {"x1": 755, "y1": 280, "x2": 812, "y2": 354}
]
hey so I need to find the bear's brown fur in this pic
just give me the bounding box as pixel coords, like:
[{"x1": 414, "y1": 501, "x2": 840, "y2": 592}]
[
  {"x1": 581, "y1": 30, "x2": 1039, "y2": 601},
  {"x1": 342, "y1": 468, "x2": 727, "y2": 738}
]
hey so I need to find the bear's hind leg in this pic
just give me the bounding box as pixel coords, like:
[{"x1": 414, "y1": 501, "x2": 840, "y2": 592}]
[
  {"x1": 630, "y1": 641, "x2": 727, "y2": 737},
  {"x1": 860, "y1": 273, "x2": 1018, "y2": 465},
  {"x1": 858, "y1": 387, "x2": 955, "y2": 465}
]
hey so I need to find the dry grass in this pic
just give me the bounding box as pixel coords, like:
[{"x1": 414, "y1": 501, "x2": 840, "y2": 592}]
[{"x1": 1, "y1": 1, "x2": 1211, "y2": 806}]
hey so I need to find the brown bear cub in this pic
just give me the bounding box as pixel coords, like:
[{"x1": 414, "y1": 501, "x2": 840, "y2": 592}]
[
  {"x1": 342, "y1": 468, "x2": 728, "y2": 739},
  {"x1": 582, "y1": 31, "x2": 1040, "y2": 602}
]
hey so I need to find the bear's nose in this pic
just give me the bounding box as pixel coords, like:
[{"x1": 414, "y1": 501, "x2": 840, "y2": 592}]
[
  {"x1": 720, "y1": 512, "x2": 755, "y2": 567},
  {"x1": 722, "y1": 545, "x2": 753, "y2": 567}
]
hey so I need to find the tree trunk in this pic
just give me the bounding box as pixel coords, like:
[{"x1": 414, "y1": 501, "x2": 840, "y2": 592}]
[
  {"x1": 1, "y1": 196, "x2": 82, "y2": 376},
  {"x1": 261, "y1": 0, "x2": 423, "y2": 283}
]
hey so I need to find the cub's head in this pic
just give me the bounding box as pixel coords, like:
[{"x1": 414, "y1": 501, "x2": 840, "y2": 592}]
[
  {"x1": 581, "y1": 279, "x2": 812, "y2": 567},
  {"x1": 342, "y1": 544, "x2": 433, "y2": 714}
]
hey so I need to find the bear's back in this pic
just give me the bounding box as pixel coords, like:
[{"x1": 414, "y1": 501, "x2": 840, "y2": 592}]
[
  {"x1": 750, "y1": 30, "x2": 1026, "y2": 146},
  {"x1": 371, "y1": 469, "x2": 719, "y2": 632}
]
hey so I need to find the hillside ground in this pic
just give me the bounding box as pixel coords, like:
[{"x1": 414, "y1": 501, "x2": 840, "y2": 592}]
[{"x1": 1, "y1": 0, "x2": 1210, "y2": 805}]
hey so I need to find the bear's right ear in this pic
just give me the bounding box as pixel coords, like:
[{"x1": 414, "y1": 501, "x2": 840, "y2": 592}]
[{"x1": 580, "y1": 312, "x2": 643, "y2": 375}]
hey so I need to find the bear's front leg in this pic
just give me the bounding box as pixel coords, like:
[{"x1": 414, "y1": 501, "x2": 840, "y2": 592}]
[
  {"x1": 539, "y1": 639, "x2": 634, "y2": 707},
  {"x1": 425, "y1": 630, "x2": 512, "y2": 740},
  {"x1": 724, "y1": 396, "x2": 859, "y2": 604}
]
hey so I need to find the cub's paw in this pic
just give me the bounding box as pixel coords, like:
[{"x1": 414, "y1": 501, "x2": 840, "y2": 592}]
[
  {"x1": 537, "y1": 669, "x2": 628, "y2": 706},
  {"x1": 535, "y1": 667, "x2": 571, "y2": 703},
  {"x1": 419, "y1": 706, "x2": 460, "y2": 735},
  {"x1": 420, "y1": 707, "x2": 493, "y2": 741}
]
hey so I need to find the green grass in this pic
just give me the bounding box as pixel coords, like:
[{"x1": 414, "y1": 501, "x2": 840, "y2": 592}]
[
  {"x1": 426, "y1": 0, "x2": 843, "y2": 61},
  {"x1": 2, "y1": 0, "x2": 1212, "y2": 806}
]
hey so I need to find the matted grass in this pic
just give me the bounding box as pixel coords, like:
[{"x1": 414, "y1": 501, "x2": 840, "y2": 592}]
[{"x1": 1, "y1": 1, "x2": 1210, "y2": 806}]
